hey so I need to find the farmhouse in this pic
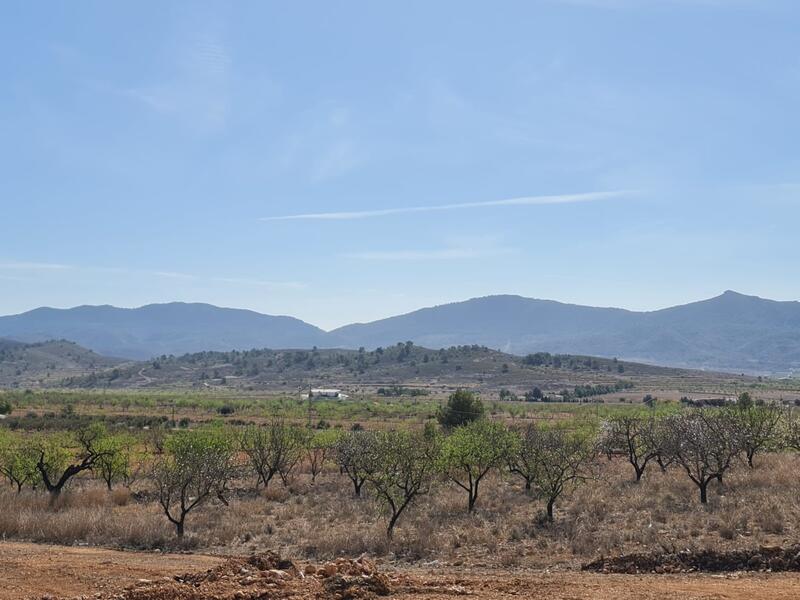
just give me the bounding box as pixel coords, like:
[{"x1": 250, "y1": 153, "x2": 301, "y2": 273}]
[{"x1": 307, "y1": 388, "x2": 349, "y2": 399}]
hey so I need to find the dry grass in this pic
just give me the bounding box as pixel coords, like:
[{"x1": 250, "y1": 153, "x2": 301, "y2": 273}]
[{"x1": 1, "y1": 454, "x2": 799, "y2": 568}]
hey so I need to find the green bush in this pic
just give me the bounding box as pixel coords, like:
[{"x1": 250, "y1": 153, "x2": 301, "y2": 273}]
[{"x1": 436, "y1": 389, "x2": 484, "y2": 428}]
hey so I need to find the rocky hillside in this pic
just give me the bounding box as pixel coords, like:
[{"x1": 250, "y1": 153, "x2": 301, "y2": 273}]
[{"x1": 0, "y1": 338, "x2": 124, "y2": 388}]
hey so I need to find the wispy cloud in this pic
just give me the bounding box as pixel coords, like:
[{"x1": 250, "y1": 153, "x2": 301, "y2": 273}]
[
  {"x1": 342, "y1": 235, "x2": 515, "y2": 262},
  {"x1": 153, "y1": 270, "x2": 305, "y2": 290},
  {"x1": 153, "y1": 271, "x2": 198, "y2": 280},
  {"x1": 343, "y1": 248, "x2": 509, "y2": 261},
  {"x1": 123, "y1": 18, "x2": 231, "y2": 135},
  {"x1": 0, "y1": 260, "x2": 304, "y2": 290},
  {"x1": 0, "y1": 261, "x2": 74, "y2": 271},
  {"x1": 272, "y1": 105, "x2": 367, "y2": 183},
  {"x1": 213, "y1": 277, "x2": 306, "y2": 290},
  {"x1": 546, "y1": 0, "x2": 771, "y2": 7},
  {"x1": 311, "y1": 139, "x2": 364, "y2": 182},
  {"x1": 261, "y1": 190, "x2": 635, "y2": 222}
]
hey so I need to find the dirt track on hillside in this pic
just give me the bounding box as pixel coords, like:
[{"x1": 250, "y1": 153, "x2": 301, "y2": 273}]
[{"x1": 4, "y1": 542, "x2": 800, "y2": 600}]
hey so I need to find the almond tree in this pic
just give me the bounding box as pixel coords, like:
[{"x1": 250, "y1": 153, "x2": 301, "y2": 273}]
[
  {"x1": 0, "y1": 432, "x2": 39, "y2": 493},
  {"x1": 521, "y1": 424, "x2": 594, "y2": 521},
  {"x1": 33, "y1": 424, "x2": 112, "y2": 501},
  {"x1": 305, "y1": 429, "x2": 338, "y2": 484},
  {"x1": 152, "y1": 428, "x2": 235, "y2": 539},
  {"x1": 439, "y1": 420, "x2": 515, "y2": 512},
  {"x1": 508, "y1": 425, "x2": 537, "y2": 492},
  {"x1": 335, "y1": 430, "x2": 378, "y2": 497},
  {"x1": 732, "y1": 404, "x2": 783, "y2": 467},
  {"x1": 240, "y1": 421, "x2": 305, "y2": 489},
  {"x1": 606, "y1": 414, "x2": 660, "y2": 482},
  {"x1": 94, "y1": 433, "x2": 137, "y2": 490},
  {"x1": 364, "y1": 430, "x2": 438, "y2": 539},
  {"x1": 785, "y1": 414, "x2": 800, "y2": 451},
  {"x1": 662, "y1": 410, "x2": 742, "y2": 503}
]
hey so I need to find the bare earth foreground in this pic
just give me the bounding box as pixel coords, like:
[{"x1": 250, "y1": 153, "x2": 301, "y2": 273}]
[{"x1": 3, "y1": 542, "x2": 800, "y2": 600}]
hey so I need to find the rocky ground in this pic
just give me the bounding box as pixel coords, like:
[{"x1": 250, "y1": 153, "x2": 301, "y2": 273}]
[
  {"x1": 5, "y1": 542, "x2": 800, "y2": 600},
  {"x1": 583, "y1": 545, "x2": 800, "y2": 574}
]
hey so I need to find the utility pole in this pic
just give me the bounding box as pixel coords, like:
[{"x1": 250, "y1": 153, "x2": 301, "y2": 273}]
[{"x1": 307, "y1": 387, "x2": 313, "y2": 428}]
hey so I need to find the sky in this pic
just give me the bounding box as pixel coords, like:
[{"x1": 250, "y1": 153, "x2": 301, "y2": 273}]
[{"x1": 1, "y1": 0, "x2": 799, "y2": 329}]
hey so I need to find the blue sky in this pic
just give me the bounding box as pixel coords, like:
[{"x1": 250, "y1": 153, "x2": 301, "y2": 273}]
[{"x1": 1, "y1": 0, "x2": 799, "y2": 329}]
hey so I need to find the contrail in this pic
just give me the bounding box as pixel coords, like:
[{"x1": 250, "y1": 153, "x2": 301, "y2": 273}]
[{"x1": 260, "y1": 190, "x2": 637, "y2": 221}]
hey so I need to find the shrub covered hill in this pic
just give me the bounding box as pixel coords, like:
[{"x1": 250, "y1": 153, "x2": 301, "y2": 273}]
[
  {"x1": 0, "y1": 338, "x2": 123, "y2": 387},
  {"x1": 55, "y1": 342, "x2": 743, "y2": 395}
]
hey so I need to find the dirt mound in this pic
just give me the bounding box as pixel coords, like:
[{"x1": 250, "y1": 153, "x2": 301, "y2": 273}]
[
  {"x1": 53, "y1": 553, "x2": 392, "y2": 600},
  {"x1": 583, "y1": 545, "x2": 800, "y2": 574}
]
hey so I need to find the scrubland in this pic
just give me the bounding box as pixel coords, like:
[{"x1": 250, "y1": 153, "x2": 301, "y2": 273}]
[{"x1": 1, "y1": 450, "x2": 799, "y2": 570}]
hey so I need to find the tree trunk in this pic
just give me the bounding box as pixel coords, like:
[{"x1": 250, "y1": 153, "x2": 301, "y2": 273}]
[
  {"x1": 468, "y1": 488, "x2": 477, "y2": 512},
  {"x1": 699, "y1": 480, "x2": 708, "y2": 504},
  {"x1": 48, "y1": 485, "x2": 63, "y2": 505},
  {"x1": 546, "y1": 498, "x2": 555, "y2": 521},
  {"x1": 387, "y1": 513, "x2": 400, "y2": 540},
  {"x1": 656, "y1": 455, "x2": 668, "y2": 473},
  {"x1": 176, "y1": 520, "x2": 185, "y2": 539}
]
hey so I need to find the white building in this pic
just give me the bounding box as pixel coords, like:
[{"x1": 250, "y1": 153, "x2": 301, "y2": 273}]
[{"x1": 307, "y1": 388, "x2": 349, "y2": 399}]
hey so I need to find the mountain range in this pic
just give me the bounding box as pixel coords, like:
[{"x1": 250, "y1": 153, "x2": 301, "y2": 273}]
[{"x1": 1, "y1": 291, "x2": 798, "y2": 374}]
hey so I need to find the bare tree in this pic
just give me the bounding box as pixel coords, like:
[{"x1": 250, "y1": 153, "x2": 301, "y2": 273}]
[
  {"x1": 364, "y1": 430, "x2": 438, "y2": 539},
  {"x1": 733, "y1": 404, "x2": 783, "y2": 467},
  {"x1": 508, "y1": 425, "x2": 537, "y2": 492},
  {"x1": 335, "y1": 430, "x2": 377, "y2": 497},
  {"x1": 240, "y1": 421, "x2": 305, "y2": 489},
  {"x1": 649, "y1": 419, "x2": 676, "y2": 473},
  {"x1": 662, "y1": 410, "x2": 742, "y2": 503},
  {"x1": 143, "y1": 426, "x2": 168, "y2": 455},
  {"x1": 305, "y1": 430, "x2": 337, "y2": 484},
  {"x1": 152, "y1": 428, "x2": 235, "y2": 539},
  {"x1": 605, "y1": 415, "x2": 660, "y2": 482},
  {"x1": 521, "y1": 424, "x2": 594, "y2": 521}
]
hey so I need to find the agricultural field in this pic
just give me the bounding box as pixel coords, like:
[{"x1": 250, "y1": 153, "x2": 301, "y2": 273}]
[{"x1": 3, "y1": 380, "x2": 800, "y2": 598}]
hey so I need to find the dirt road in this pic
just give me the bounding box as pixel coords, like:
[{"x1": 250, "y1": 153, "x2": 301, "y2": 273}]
[
  {"x1": 0, "y1": 542, "x2": 222, "y2": 599},
  {"x1": 393, "y1": 570, "x2": 800, "y2": 599},
  {"x1": 3, "y1": 541, "x2": 800, "y2": 600}
]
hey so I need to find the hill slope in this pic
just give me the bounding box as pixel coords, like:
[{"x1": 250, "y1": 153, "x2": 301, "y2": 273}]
[
  {"x1": 0, "y1": 338, "x2": 124, "y2": 387},
  {"x1": 61, "y1": 343, "x2": 711, "y2": 395},
  {"x1": 0, "y1": 303, "x2": 330, "y2": 360}
]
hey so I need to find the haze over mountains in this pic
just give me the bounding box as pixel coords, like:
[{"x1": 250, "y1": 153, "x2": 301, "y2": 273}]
[
  {"x1": 0, "y1": 304, "x2": 329, "y2": 360},
  {"x1": 1, "y1": 291, "x2": 798, "y2": 374}
]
